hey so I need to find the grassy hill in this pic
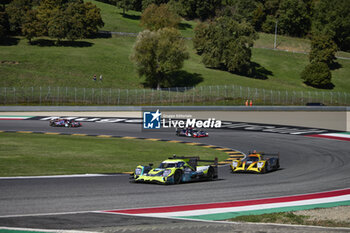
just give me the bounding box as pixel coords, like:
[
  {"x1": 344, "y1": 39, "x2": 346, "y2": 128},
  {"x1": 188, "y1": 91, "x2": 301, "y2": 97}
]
[{"x1": 0, "y1": 0, "x2": 349, "y2": 92}]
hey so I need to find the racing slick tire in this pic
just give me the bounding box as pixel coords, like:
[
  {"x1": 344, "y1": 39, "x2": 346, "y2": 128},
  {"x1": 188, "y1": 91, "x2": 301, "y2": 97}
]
[
  {"x1": 207, "y1": 167, "x2": 215, "y2": 181},
  {"x1": 174, "y1": 170, "x2": 182, "y2": 184},
  {"x1": 276, "y1": 160, "x2": 280, "y2": 170}
]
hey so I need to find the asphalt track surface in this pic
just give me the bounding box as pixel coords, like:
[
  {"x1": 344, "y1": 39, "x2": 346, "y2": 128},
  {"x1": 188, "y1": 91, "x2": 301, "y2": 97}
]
[{"x1": 0, "y1": 120, "x2": 350, "y2": 232}]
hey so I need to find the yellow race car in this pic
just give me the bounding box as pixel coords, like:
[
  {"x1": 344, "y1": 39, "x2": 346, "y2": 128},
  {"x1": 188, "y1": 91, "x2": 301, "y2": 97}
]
[{"x1": 230, "y1": 152, "x2": 280, "y2": 173}]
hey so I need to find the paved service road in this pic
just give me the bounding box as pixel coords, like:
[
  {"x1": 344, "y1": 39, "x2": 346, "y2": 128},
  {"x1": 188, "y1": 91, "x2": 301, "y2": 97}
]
[{"x1": 0, "y1": 120, "x2": 349, "y2": 232}]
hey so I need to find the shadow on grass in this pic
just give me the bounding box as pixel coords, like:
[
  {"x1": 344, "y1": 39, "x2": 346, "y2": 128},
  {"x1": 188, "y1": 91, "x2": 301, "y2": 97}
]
[
  {"x1": 330, "y1": 61, "x2": 342, "y2": 70},
  {"x1": 121, "y1": 13, "x2": 141, "y2": 20},
  {"x1": 30, "y1": 39, "x2": 93, "y2": 47},
  {"x1": 304, "y1": 81, "x2": 335, "y2": 90},
  {"x1": 204, "y1": 61, "x2": 272, "y2": 80},
  {"x1": 248, "y1": 62, "x2": 273, "y2": 80},
  {"x1": 142, "y1": 71, "x2": 203, "y2": 89},
  {"x1": 0, "y1": 37, "x2": 20, "y2": 46},
  {"x1": 179, "y1": 22, "x2": 192, "y2": 30},
  {"x1": 165, "y1": 70, "x2": 203, "y2": 88},
  {"x1": 90, "y1": 31, "x2": 112, "y2": 39}
]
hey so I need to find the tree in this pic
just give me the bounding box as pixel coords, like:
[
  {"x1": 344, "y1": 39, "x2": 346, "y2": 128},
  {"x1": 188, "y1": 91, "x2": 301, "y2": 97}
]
[
  {"x1": 301, "y1": 62, "x2": 332, "y2": 88},
  {"x1": 140, "y1": 3, "x2": 180, "y2": 31},
  {"x1": 263, "y1": 0, "x2": 281, "y2": 16},
  {"x1": 276, "y1": 0, "x2": 311, "y2": 37},
  {"x1": 220, "y1": 0, "x2": 258, "y2": 23},
  {"x1": 132, "y1": 0, "x2": 143, "y2": 11},
  {"x1": 22, "y1": 9, "x2": 42, "y2": 43},
  {"x1": 47, "y1": 8, "x2": 68, "y2": 42},
  {"x1": 259, "y1": 0, "x2": 280, "y2": 33},
  {"x1": 312, "y1": 0, "x2": 350, "y2": 51},
  {"x1": 309, "y1": 34, "x2": 337, "y2": 67},
  {"x1": 36, "y1": 0, "x2": 104, "y2": 42},
  {"x1": 5, "y1": 0, "x2": 33, "y2": 33},
  {"x1": 0, "y1": 11, "x2": 9, "y2": 39},
  {"x1": 193, "y1": 22, "x2": 208, "y2": 54},
  {"x1": 193, "y1": 16, "x2": 258, "y2": 75},
  {"x1": 130, "y1": 28, "x2": 189, "y2": 89},
  {"x1": 195, "y1": 0, "x2": 222, "y2": 21},
  {"x1": 177, "y1": 0, "x2": 221, "y2": 20},
  {"x1": 65, "y1": 1, "x2": 104, "y2": 40},
  {"x1": 113, "y1": 0, "x2": 132, "y2": 16},
  {"x1": 251, "y1": 2, "x2": 265, "y2": 31},
  {"x1": 261, "y1": 14, "x2": 276, "y2": 33},
  {"x1": 1, "y1": 0, "x2": 12, "y2": 9},
  {"x1": 81, "y1": 2, "x2": 104, "y2": 37},
  {"x1": 141, "y1": 0, "x2": 169, "y2": 10}
]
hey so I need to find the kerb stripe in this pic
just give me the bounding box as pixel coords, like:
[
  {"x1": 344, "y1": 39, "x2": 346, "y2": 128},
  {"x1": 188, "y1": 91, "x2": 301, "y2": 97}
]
[
  {"x1": 307, "y1": 135, "x2": 350, "y2": 141},
  {"x1": 105, "y1": 188, "x2": 350, "y2": 214}
]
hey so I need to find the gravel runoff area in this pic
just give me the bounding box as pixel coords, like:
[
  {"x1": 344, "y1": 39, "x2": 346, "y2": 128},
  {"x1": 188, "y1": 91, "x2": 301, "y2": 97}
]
[{"x1": 293, "y1": 206, "x2": 350, "y2": 223}]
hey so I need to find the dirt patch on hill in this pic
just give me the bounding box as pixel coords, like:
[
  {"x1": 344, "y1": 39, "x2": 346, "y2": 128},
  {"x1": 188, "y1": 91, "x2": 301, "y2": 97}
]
[{"x1": 0, "y1": 61, "x2": 19, "y2": 65}]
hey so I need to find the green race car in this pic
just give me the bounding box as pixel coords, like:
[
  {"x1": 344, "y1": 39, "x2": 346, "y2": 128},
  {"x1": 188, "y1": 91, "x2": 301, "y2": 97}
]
[{"x1": 131, "y1": 155, "x2": 218, "y2": 184}]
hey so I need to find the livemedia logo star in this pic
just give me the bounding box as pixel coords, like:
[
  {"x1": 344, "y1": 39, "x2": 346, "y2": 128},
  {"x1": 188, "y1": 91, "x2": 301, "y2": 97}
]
[{"x1": 143, "y1": 109, "x2": 161, "y2": 129}]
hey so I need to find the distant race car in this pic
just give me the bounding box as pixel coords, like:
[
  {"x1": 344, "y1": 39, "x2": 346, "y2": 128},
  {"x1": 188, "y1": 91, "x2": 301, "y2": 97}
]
[
  {"x1": 230, "y1": 152, "x2": 280, "y2": 173},
  {"x1": 176, "y1": 128, "x2": 209, "y2": 138},
  {"x1": 131, "y1": 155, "x2": 218, "y2": 184},
  {"x1": 68, "y1": 120, "x2": 82, "y2": 127},
  {"x1": 49, "y1": 118, "x2": 82, "y2": 128}
]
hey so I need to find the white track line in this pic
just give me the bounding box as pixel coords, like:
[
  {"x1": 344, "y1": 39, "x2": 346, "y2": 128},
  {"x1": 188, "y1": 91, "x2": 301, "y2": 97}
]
[
  {"x1": 0, "y1": 174, "x2": 126, "y2": 180},
  {"x1": 0, "y1": 227, "x2": 97, "y2": 233}
]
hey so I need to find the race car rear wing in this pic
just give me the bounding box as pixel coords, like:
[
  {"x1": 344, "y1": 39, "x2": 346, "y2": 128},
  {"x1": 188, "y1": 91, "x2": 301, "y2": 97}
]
[
  {"x1": 249, "y1": 152, "x2": 280, "y2": 159},
  {"x1": 169, "y1": 155, "x2": 218, "y2": 164},
  {"x1": 169, "y1": 155, "x2": 218, "y2": 176}
]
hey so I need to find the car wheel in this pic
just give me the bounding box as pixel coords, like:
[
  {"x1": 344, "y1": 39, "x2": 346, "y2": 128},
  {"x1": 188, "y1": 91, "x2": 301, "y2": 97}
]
[
  {"x1": 207, "y1": 167, "x2": 214, "y2": 181},
  {"x1": 266, "y1": 161, "x2": 271, "y2": 172},
  {"x1": 174, "y1": 170, "x2": 182, "y2": 184}
]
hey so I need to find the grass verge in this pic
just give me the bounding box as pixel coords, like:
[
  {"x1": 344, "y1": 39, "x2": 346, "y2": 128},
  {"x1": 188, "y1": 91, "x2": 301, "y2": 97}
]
[
  {"x1": 0, "y1": 132, "x2": 227, "y2": 177},
  {"x1": 228, "y1": 210, "x2": 350, "y2": 228}
]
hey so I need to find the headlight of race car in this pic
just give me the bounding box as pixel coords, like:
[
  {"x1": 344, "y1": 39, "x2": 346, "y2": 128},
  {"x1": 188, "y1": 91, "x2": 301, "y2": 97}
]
[
  {"x1": 232, "y1": 161, "x2": 238, "y2": 167},
  {"x1": 257, "y1": 162, "x2": 264, "y2": 168},
  {"x1": 163, "y1": 169, "x2": 172, "y2": 177},
  {"x1": 135, "y1": 168, "x2": 142, "y2": 176}
]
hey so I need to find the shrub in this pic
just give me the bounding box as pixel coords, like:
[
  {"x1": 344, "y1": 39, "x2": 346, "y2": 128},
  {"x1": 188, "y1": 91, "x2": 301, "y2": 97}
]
[{"x1": 301, "y1": 62, "x2": 332, "y2": 88}]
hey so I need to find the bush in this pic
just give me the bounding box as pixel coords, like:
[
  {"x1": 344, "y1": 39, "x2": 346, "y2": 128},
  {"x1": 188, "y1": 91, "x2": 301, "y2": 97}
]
[{"x1": 301, "y1": 62, "x2": 332, "y2": 88}]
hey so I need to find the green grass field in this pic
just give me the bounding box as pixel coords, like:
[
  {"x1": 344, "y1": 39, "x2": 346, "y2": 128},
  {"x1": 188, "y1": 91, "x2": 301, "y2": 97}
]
[
  {"x1": 0, "y1": 132, "x2": 227, "y2": 177},
  {"x1": 0, "y1": 0, "x2": 349, "y2": 93}
]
